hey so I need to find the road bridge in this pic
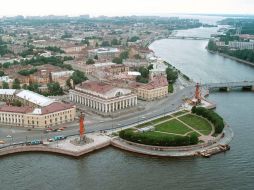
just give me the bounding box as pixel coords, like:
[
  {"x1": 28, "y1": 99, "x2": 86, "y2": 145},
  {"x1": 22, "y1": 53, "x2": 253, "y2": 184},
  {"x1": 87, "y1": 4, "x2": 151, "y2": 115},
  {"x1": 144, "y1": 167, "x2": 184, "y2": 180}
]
[
  {"x1": 168, "y1": 36, "x2": 210, "y2": 40},
  {"x1": 202, "y1": 81, "x2": 254, "y2": 91}
]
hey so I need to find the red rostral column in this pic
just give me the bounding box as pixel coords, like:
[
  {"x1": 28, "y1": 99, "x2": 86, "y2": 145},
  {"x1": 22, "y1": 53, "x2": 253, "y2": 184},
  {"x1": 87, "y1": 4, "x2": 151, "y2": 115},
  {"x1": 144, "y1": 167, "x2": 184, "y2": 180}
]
[
  {"x1": 195, "y1": 83, "x2": 201, "y2": 103},
  {"x1": 79, "y1": 112, "x2": 85, "y2": 141}
]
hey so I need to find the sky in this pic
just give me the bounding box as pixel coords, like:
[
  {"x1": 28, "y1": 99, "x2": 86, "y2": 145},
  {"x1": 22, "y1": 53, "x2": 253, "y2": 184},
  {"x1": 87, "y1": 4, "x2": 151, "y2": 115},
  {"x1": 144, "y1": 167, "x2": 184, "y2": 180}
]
[{"x1": 0, "y1": 0, "x2": 254, "y2": 17}]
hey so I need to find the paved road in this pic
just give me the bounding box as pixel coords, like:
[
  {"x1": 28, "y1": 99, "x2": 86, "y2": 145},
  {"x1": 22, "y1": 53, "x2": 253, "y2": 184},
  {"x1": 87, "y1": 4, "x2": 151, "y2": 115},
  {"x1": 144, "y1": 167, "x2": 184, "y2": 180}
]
[{"x1": 0, "y1": 86, "x2": 195, "y2": 147}]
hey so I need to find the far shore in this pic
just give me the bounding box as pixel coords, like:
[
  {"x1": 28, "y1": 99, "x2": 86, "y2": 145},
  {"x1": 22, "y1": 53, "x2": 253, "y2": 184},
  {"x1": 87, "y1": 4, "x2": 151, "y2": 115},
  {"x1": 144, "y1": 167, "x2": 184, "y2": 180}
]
[{"x1": 207, "y1": 49, "x2": 254, "y2": 67}]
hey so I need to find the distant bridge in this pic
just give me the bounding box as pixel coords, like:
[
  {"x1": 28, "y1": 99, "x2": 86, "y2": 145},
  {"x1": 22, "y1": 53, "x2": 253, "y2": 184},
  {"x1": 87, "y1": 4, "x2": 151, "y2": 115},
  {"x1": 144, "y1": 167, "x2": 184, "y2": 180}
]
[
  {"x1": 202, "y1": 81, "x2": 254, "y2": 91},
  {"x1": 168, "y1": 36, "x2": 210, "y2": 40}
]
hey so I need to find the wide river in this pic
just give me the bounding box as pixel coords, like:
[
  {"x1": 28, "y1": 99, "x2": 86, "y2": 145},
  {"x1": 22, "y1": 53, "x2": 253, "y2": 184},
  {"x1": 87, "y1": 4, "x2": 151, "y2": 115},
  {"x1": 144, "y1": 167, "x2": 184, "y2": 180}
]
[{"x1": 1, "y1": 27, "x2": 254, "y2": 190}]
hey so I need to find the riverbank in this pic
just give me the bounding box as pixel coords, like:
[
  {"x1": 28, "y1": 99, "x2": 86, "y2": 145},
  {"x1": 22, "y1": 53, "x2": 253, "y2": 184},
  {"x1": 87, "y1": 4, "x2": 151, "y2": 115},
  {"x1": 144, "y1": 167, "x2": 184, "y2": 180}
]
[
  {"x1": 111, "y1": 125, "x2": 233, "y2": 158},
  {"x1": 207, "y1": 49, "x2": 254, "y2": 67}
]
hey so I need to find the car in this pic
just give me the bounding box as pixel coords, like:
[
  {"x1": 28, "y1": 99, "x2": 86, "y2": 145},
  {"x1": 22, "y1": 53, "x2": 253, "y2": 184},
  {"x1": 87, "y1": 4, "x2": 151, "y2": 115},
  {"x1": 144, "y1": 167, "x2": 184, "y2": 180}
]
[
  {"x1": 59, "y1": 127, "x2": 65, "y2": 131},
  {"x1": 47, "y1": 138, "x2": 54, "y2": 142},
  {"x1": 0, "y1": 140, "x2": 5, "y2": 144},
  {"x1": 57, "y1": 129, "x2": 62, "y2": 132},
  {"x1": 53, "y1": 136, "x2": 65, "y2": 141},
  {"x1": 30, "y1": 140, "x2": 43, "y2": 145},
  {"x1": 6, "y1": 135, "x2": 12, "y2": 138},
  {"x1": 44, "y1": 129, "x2": 52, "y2": 133}
]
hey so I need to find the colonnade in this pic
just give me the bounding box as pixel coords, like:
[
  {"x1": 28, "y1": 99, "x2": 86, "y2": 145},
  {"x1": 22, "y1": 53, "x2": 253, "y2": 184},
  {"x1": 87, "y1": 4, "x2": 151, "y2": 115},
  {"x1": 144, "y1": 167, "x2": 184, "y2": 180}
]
[{"x1": 70, "y1": 92, "x2": 137, "y2": 113}]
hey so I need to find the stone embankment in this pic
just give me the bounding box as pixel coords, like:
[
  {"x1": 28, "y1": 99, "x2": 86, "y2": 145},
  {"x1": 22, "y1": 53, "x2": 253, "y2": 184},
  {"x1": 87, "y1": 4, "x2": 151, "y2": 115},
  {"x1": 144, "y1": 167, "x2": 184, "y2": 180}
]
[{"x1": 0, "y1": 126, "x2": 233, "y2": 158}]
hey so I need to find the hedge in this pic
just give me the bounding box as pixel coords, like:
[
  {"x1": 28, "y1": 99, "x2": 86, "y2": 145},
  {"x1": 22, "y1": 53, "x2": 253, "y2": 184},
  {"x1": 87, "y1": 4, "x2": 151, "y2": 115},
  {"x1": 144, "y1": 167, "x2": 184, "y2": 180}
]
[
  {"x1": 119, "y1": 129, "x2": 198, "y2": 146},
  {"x1": 191, "y1": 106, "x2": 224, "y2": 134}
]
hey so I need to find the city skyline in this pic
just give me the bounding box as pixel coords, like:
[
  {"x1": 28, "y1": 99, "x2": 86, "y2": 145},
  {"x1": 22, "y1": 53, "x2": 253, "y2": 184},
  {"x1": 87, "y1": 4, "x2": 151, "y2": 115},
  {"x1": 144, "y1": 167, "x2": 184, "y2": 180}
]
[{"x1": 0, "y1": 0, "x2": 254, "y2": 17}]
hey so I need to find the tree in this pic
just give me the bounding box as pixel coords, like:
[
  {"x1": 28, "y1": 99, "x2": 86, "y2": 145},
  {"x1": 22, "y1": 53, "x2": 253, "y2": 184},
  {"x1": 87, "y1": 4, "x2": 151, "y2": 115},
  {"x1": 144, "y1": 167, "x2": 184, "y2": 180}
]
[
  {"x1": 71, "y1": 70, "x2": 87, "y2": 85},
  {"x1": 66, "y1": 78, "x2": 72, "y2": 88},
  {"x1": 101, "y1": 41, "x2": 110, "y2": 47},
  {"x1": 111, "y1": 38, "x2": 119, "y2": 45},
  {"x1": 86, "y1": 58, "x2": 95, "y2": 65},
  {"x1": 147, "y1": 64, "x2": 153, "y2": 70},
  {"x1": 134, "y1": 54, "x2": 141, "y2": 59},
  {"x1": 166, "y1": 67, "x2": 178, "y2": 83},
  {"x1": 112, "y1": 57, "x2": 123, "y2": 64},
  {"x1": 128, "y1": 36, "x2": 140, "y2": 42},
  {"x1": 136, "y1": 76, "x2": 148, "y2": 83},
  {"x1": 0, "y1": 70, "x2": 5, "y2": 77},
  {"x1": 27, "y1": 83, "x2": 40, "y2": 93},
  {"x1": 12, "y1": 78, "x2": 21, "y2": 89},
  {"x1": 138, "y1": 67, "x2": 149, "y2": 78},
  {"x1": 2, "y1": 81, "x2": 9, "y2": 89},
  {"x1": 94, "y1": 55, "x2": 98, "y2": 60},
  {"x1": 47, "y1": 82, "x2": 63, "y2": 96},
  {"x1": 120, "y1": 51, "x2": 129, "y2": 60},
  {"x1": 22, "y1": 84, "x2": 28, "y2": 89},
  {"x1": 207, "y1": 40, "x2": 218, "y2": 51}
]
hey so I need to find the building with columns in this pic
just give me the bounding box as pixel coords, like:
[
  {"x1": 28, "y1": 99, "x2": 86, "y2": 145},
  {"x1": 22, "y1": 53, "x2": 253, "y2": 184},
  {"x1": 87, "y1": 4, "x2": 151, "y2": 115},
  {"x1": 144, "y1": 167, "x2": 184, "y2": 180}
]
[{"x1": 69, "y1": 81, "x2": 137, "y2": 114}]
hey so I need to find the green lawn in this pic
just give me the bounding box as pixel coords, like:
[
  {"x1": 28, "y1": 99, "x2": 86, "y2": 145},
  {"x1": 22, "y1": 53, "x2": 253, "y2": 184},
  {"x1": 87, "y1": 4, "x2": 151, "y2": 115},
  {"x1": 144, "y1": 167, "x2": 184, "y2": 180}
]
[
  {"x1": 135, "y1": 115, "x2": 172, "y2": 128},
  {"x1": 172, "y1": 110, "x2": 189, "y2": 117},
  {"x1": 179, "y1": 114, "x2": 213, "y2": 135},
  {"x1": 154, "y1": 119, "x2": 192, "y2": 135}
]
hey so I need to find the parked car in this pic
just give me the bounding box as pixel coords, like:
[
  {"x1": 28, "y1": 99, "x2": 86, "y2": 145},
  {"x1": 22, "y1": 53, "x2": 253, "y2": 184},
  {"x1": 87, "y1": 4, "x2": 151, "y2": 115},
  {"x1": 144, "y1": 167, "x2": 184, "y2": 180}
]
[
  {"x1": 53, "y1": 136, "x2": 66, "y2": 141},
  {"x1": 0, "y1": 140, "x2": 5, "y2": 144},
  {"x1": 47, "y1": 138, "x2": 54, "y2": 142},
  {"x1": 27, "y1": 140, "x2": 42, "y2": 145}
]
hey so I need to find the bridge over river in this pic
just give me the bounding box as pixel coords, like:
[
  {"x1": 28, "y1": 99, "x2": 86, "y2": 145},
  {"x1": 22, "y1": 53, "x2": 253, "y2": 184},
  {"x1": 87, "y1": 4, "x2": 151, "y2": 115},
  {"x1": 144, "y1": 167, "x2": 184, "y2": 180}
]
[
  {"x1": 168, "y1": 36, "x2": 210, "y2": 40},
  {"x1": 202, "y1": 81, "x2": 254, "y2": 91}
]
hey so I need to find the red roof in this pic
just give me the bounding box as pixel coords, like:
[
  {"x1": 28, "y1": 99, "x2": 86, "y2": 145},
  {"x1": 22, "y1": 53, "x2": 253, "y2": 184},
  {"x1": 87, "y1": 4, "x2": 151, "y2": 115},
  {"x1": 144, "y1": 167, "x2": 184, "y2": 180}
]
[
  {"x1": 0, "y1": 105, "x2": 33, "y2": 113},
  {"x1": 41, "y1": 102, "x2": 75, "y2": 114},
  {"x1": 78, "y1": 81, "x2": 114, "y2": 94},
  {"x1": 130, "y1": 76, "x2": 168, "y2": 90}
]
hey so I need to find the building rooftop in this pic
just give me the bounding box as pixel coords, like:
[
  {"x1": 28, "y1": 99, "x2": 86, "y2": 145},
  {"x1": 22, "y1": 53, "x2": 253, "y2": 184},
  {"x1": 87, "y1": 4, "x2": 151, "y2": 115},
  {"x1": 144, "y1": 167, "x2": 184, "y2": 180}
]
[
  {"x1": 0, "y1": 89, "x2": 16, "y2": 95},
  {"x1": 75, "y1": 80, "x2": 132, "y2": 99},
  {"x1": 16, "y1": 90, "x2": 55, "y2": 107},
  {"x1": 79, "y1": 81, "x2": 114, "y2": 95},
  {"x1": 89, "y1": 47, "x2": 119, "y2": 54},
  {"x1": 0, "y1": 105, "x2": 33, "y2": 114}
]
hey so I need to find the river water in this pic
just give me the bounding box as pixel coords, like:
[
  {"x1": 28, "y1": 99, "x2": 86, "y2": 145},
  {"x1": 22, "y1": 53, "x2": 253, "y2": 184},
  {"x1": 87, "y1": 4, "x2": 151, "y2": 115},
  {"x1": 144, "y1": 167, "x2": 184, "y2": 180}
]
[{"x1": 1, "y1": 26, "x2": 254, "y2": 190}]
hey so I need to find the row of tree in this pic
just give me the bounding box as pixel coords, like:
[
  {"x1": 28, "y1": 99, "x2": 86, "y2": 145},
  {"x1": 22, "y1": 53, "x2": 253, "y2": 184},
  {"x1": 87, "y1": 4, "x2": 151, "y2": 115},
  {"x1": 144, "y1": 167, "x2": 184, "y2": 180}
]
[
  {"x1": 191, "y1": 106, "x2": 224, "y2": 134},
  {"x1": 119, "y1": 128, "x2": 198, "y2": 146}
]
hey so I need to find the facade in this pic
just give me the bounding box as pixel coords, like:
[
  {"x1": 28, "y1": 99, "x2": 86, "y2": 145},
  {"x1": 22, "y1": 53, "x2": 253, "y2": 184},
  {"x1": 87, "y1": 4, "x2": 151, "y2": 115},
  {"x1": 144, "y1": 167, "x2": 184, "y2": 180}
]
[
  {"x1": 70, "y1": 81, "x2": 137, "y2": 114},
  {"x1": 88, "y1": 48, "x2": 120, "y2": 61},
  {"x1": 229, "y1": 41, "x2": 254, "y2": 50},
  {"x1": 130, "y1": 75, "x2": 168, "y2": 101},
  {"x1": 0, "y1": 89, "x2": 76, "y2": 128},
  {"x1": 105, "y1": 65, "x2": 129, "y2": 75}
]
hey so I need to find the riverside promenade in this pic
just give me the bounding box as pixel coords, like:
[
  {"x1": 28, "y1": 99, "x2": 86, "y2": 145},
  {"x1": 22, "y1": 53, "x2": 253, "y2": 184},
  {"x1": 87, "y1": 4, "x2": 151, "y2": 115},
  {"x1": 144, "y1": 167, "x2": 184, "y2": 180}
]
[
  {"x1": 0, "y1": 134, "x2": 111, "y2": 157},
  {"x1": 0, "y1": 127, "x2": 233, "y2": 158}
]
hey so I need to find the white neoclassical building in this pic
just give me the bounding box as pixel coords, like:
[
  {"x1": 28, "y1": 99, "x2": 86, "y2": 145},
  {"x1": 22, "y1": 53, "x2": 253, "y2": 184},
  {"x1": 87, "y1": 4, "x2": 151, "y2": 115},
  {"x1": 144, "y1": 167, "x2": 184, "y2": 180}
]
[{"x1": 69, "y1": 81, "x2": 137, "y2": 113}]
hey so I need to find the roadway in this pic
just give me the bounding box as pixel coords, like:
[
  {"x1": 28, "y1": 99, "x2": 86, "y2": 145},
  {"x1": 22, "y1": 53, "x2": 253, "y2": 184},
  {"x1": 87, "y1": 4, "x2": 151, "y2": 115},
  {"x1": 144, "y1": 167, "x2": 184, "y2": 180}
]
[{"x1": 0, "y1": 86, "x2": 195, "y2": 147}]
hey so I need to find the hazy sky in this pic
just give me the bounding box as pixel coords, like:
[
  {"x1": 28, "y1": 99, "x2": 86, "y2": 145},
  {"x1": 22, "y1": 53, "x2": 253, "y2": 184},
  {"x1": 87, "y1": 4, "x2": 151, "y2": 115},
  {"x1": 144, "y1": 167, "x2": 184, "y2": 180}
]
[{"x1": 0, "y1": 0, "x2": 253, "y2": 17}]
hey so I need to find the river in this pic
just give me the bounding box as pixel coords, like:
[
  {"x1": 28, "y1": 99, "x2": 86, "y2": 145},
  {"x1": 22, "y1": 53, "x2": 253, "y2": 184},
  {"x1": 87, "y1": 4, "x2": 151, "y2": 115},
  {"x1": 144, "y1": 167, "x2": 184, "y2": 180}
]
[{"x1": 1, "y1": 26, "x2": 254, "y2": 190}]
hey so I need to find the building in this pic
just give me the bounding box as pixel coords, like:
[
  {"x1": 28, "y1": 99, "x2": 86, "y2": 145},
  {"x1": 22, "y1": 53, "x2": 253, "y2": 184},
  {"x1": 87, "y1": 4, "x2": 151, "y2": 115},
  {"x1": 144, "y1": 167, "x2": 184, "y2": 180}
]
[
  {"x1": 130, "y1": 75, "x2": 168, "y2": 101},
  {"x1": 88, "y1": 48, "x2": 120, "y2": 61},
  {"x1": 105, "y1": 65, "x2": 129, "y2": 75},
  {"x1": 229, "y1": 41, "x2": 254, "y2": 50},
  {"x1": 69, "y1": 81, "x2": 137, "y2": 114},
  {"x1": 0, "y1": 89, "x2": 76, "y2": 128}
]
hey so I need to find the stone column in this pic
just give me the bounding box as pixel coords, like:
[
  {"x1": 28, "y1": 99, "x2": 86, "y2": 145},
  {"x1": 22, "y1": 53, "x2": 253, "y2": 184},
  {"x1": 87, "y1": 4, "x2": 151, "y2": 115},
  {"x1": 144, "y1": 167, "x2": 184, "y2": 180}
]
[{"x1": 105, "y1": 104, "x2": 108, "y2": 113}]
